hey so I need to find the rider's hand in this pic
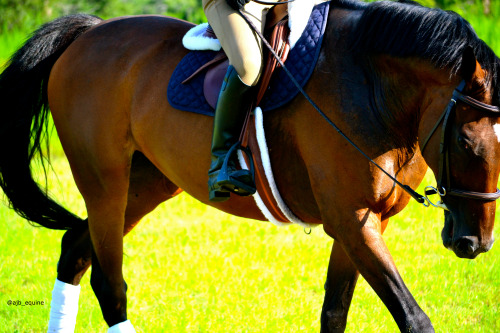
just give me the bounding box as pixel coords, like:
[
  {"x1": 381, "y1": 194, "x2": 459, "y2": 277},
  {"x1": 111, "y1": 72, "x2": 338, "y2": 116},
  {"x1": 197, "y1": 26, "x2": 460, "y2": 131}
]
[{"x1": 226, "y1": 0, "x2": 250, "y2": 10}]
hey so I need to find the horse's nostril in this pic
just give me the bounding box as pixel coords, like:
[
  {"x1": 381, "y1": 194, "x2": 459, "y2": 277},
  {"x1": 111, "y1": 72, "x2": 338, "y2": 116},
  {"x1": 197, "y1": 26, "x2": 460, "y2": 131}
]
[{"x1": 454, "y1": 237, "x2": 478, "y2": 257}]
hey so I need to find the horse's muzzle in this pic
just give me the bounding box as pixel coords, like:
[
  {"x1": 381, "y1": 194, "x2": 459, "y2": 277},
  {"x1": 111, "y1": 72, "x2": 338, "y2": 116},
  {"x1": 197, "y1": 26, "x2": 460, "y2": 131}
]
[
  {"x1": 453, "y1": 236, "x2": 480, "y2": 259},
  {"x1": 442, "y1": 212, "x2": 495, "y2": 259}
]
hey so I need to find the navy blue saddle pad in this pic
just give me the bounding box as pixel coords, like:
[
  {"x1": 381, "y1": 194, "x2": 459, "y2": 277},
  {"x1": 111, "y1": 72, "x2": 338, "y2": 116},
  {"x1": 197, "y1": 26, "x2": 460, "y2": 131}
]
[{"x1": 167, "y1": 1, "x2": 329, "y2": 116}]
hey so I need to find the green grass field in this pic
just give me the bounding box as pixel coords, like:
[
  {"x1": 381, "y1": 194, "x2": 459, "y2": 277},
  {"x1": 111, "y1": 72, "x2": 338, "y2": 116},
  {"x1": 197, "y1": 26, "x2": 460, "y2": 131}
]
[
  {"x1": 0, "y1": 150, "x2": 499, "y2": 333},
  {"x1": 1, "y1": 2, "x2": 500, "y2": 332},
  {"x1": 1, "y1": 152, "x2": 499, "y2": 333}
]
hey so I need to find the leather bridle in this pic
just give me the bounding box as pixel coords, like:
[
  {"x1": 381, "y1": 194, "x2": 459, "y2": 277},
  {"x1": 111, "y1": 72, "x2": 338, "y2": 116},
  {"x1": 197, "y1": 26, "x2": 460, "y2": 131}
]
[{"x1": 420, "y1": 81, "x2": 500, "y2": 209}]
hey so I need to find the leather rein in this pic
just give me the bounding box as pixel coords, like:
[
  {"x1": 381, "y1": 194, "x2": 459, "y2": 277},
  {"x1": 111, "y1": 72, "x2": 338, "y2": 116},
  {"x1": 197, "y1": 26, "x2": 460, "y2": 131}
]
[
  {"x1": 240, "y1": 4, "x2": 500, "y2": 209},
  {"x1": 420, "y1": 81, "x2": 500, "y2": 209}
]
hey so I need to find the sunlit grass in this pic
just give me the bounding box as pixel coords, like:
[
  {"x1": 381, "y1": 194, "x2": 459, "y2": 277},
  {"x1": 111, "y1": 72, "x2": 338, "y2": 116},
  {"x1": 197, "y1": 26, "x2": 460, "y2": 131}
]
[{"x1": 0, "y1": 152, "x2": 499, "y2": 332}]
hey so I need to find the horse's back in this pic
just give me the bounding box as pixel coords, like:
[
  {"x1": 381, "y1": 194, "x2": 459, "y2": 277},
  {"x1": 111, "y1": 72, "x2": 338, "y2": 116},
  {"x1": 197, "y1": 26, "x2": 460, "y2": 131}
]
[{"x1": 48, "y1": 14, "x2": 192, "y2": 114}]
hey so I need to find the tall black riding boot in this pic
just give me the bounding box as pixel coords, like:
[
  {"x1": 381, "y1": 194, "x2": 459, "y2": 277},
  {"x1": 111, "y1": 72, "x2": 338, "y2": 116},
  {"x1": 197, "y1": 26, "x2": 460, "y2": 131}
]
[{"x1": 208, "y1": 66, "x2": 256, "y2": 202}]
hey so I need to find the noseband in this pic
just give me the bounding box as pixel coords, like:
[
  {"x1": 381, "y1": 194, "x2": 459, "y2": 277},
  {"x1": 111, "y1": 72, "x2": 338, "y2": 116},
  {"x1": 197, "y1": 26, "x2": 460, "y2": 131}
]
[{"x1": 421, "y1": 81, "x2": 500, "y2": 209}]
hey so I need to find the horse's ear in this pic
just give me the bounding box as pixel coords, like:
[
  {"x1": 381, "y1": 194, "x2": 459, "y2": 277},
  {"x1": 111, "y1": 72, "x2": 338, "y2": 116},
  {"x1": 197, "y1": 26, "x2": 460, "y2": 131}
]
[{"x1": 460, "y1": 46, "x2": 477, "y2": 81}]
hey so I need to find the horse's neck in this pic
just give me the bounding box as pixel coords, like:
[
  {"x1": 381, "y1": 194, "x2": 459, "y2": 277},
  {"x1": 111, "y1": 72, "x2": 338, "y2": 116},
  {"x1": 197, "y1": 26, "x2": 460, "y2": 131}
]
[
  {"x1": 367, "y1": 56, "x2": 430, "y2": 146},
  {"x1": 365, "y1": 55, "x2": 461, "y2": 194},
  {"x1": 320, "y1": 7, "x2": 417, "y2": 152},
  {"x1": 325, "y1": 5, "x2": 449, "y2": 152}
]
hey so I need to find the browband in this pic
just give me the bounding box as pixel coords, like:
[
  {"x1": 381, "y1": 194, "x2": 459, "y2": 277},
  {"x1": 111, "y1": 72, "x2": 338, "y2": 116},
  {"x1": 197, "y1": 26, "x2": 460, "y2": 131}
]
[{"x1": 454, "y1": 91, "x2": 500, "y2": 113}]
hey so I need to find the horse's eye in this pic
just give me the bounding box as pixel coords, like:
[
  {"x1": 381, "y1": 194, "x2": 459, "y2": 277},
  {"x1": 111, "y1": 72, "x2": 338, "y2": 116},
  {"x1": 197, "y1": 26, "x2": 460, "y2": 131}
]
[{"x1": 457, "y1": 135, "x2": 471, "y2": 151}]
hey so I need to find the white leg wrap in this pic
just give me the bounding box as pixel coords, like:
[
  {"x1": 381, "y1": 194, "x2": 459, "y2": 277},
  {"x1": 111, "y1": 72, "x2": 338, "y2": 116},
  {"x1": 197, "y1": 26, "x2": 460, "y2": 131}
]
[
  {"x1": 108, "y1": 320, "x2": 136, "y2": 333},
  {"x1": 47, "y1": 279, "x2": 81, "y2": 333}
]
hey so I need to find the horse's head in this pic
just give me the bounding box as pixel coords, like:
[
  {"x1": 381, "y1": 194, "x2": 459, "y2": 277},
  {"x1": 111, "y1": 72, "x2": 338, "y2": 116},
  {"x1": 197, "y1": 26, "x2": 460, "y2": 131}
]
[
  {"x1": 420, "y1": 49, "x2": 500, "y2": 259},
  {"x1": 441, "y1": 85, "x2": 500, "y2": 259}
]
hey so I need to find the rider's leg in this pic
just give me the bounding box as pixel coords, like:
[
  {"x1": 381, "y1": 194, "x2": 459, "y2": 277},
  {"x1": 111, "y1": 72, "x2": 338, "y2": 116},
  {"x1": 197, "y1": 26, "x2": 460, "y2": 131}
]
[
  {"x1": 208, "y1": 65, "x2": 256, "y2": 201},
  {"x1": 203, "y1": 0, "x2": 271, "y2": 85},
  {"x1": 203, "y1": 0, "x2": 275, "y2": 201}
]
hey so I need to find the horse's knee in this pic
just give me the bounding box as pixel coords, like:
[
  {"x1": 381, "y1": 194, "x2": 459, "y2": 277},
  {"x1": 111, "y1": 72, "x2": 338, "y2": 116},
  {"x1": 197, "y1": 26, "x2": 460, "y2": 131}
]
[{"x1": 57, "y1": 222, "x2": 92, "y2": 285}]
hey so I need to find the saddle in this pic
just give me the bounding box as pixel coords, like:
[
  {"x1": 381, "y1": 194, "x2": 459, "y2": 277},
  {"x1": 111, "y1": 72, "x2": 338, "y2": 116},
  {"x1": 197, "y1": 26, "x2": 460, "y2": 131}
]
[
  {"x1": 168, "y1": 1, "x2": 328, "y2": 115},
  {"x1": 181, "y1": 4, "x2": 291, "y2": 110},
  {"x1": 169, "y1": 1, "x2": 329, "y2": 226}
]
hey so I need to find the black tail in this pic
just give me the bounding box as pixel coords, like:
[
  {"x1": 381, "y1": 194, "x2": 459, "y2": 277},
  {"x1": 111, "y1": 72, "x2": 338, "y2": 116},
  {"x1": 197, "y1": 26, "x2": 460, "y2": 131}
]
[{"x1": 0, "y1": 14, "x2": 103, "y2": 230}]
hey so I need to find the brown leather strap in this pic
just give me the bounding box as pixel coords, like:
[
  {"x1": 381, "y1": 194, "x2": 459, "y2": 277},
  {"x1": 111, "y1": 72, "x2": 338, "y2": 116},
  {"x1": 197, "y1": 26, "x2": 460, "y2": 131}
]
[
  {"x1": 448, "y1": 188, "x2": 500, "y2": 201},
  {"x1": 240, "y1": 16, "x2": 290, "y2": 143},
  {"x1": 455, "y1": 91, "x2": 500, "y2": 113},
  {"x1": 265, "y1": 1, "x2": 289, "y2": 30},
  {"x1": 256, "y1": 19, "x2": 291, "y2": 104},
  {"x1": 182, "y1": 51, "x2": 227, "y2": 85},
  {"x1": 237, "y1": 16, "x2": 292, "y2": 223}
]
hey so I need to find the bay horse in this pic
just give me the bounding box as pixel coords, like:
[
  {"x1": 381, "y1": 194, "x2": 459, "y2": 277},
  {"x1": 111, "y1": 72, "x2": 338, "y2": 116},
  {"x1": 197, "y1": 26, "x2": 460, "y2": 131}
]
[{"x1": 0, "y1": 0, "x2": 499, "y2": 332}]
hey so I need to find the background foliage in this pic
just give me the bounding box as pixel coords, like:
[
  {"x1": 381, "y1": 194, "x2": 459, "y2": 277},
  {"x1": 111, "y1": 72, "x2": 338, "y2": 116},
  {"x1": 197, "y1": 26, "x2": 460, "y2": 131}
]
[
  {"x1": 0, "y1": 0, "x2": 205, "y2": 33},
  {"x1": 0, "y1": 0, "x2": 494, "y2": 33}
]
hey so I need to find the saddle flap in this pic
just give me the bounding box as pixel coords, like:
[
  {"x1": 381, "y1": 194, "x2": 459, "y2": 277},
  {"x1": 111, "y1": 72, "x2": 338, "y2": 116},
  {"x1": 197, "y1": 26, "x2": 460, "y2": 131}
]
[
  {"x1": 202, "y1": 17, "x2": 291, "y2": 110},
  {"x1": 204, "y1": 59, "x2": 229, "y2": 109}
]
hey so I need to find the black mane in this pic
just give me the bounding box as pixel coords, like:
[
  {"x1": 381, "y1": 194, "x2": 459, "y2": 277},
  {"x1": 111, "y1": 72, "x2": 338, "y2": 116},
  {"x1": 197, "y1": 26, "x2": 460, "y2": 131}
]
[{"x1": 344, "y1": 0, "x2": 500, "y2": 106}]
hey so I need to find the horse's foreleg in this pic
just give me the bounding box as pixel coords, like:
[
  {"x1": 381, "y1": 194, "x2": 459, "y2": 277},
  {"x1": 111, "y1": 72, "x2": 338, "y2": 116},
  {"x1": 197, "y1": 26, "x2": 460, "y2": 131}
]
[
  {"x1": 321, "y1": 219, "x2": 389, "y2": 333},
  {"x1": 324, "y1": 212, "x2": 434, "y2": 333}
]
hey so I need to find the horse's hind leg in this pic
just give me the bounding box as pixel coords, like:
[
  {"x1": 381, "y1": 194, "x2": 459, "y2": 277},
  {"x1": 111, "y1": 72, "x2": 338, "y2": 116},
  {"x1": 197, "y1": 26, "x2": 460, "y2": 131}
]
[
  {"x1": 57, "y1": 221, "x2": 92, "y2": 285},
  {"x1": 47, "y1": 220, "x2": 88, "y2": 333},
  {"x1": 49, "y1": 153, "x2": 181, "y2": 331},
  {"x1": 55, "y1": 153, "x2": 180, "y2": 285},
  {"x1": 61, "y1": 139, "x2": 131, "y2": 330}
]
